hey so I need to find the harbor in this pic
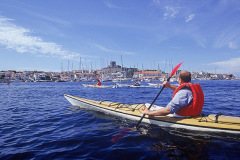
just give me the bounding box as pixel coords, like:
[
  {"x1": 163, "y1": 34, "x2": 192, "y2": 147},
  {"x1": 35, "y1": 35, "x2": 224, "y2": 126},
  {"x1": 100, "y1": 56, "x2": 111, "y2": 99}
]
[{"x1": 0, "y1": 61, "x2": 238, "y2": 83}]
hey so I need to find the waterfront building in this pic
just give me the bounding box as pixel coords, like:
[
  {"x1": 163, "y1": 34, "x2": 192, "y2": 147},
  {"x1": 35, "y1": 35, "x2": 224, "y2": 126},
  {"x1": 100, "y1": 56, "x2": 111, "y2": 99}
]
[{"x1": 133, "y1": 70, "x2": 163, "y2": 81}]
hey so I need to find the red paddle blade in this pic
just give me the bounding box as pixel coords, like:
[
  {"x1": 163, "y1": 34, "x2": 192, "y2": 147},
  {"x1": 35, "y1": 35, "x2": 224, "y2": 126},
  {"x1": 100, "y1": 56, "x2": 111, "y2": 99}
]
[{"x1": 170, "y1": 62, "x2": 183, "y2": 77}]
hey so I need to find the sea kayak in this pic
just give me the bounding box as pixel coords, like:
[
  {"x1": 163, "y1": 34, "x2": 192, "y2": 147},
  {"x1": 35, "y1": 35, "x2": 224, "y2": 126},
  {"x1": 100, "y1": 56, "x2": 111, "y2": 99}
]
[
  {"x1": 82, "y1": 84, "x2": 116, "y2": 88},
  {"x1": 116, "y1": 83, "x2": 157, "y2": 88},
  {"x1": 64, "y1": 94, "x2": 240, "y2": 134}
]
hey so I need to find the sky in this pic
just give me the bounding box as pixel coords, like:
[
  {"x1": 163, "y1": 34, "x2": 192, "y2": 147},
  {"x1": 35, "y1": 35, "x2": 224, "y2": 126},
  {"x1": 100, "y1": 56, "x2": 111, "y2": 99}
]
[{"x1": 0, "y1": 0, "x2": 240, "y2": 76}]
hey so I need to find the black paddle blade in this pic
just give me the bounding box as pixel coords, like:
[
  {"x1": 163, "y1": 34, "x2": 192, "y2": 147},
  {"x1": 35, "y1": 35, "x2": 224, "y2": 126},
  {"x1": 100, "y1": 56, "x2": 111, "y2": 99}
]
[{"x1": 111, "y1": 127, "x2": 135, "y2": 143}]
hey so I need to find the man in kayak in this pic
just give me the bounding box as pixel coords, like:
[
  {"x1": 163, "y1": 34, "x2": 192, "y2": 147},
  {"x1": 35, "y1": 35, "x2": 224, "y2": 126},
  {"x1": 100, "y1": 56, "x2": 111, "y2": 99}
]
[
  {"x1": 133, "y1": 80, "x2": 140, "y2": 86},
  {"x1": 143, "y1": 70, "x2": 204, "y2": 116},
  {"x1": 96, "y1": 79, "x2": 101, "y2": 86}
]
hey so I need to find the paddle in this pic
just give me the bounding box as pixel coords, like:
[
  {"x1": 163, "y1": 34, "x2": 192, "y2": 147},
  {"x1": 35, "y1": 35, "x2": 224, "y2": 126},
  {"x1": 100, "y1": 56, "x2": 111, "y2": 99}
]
[
  {"x1": 111, "y1": 62, "x2": 183, "y2": 143},
  {"x1": 135, "y1": 62, "x2": 183, "y2": 129}
]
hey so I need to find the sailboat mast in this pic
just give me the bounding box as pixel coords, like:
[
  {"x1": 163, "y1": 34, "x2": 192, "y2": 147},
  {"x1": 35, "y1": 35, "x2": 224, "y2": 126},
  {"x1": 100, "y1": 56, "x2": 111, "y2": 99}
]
[
  {"x1": 68, "y1": 60, "x2": 69, "y2": 73},
  {"x1": 61, "y1": 62, "x2": 63, "y2": 73},
  {"x1": 121, "y1": 55, "x2": 123, "y2": 70},
  {"x1": 79, "y1": 57, "x2": 82, "y2": 72}
]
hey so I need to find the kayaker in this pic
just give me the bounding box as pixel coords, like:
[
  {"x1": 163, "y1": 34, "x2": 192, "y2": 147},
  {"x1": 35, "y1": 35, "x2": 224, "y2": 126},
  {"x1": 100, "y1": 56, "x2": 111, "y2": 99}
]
[
  {"x1": 96, "y1": 79, "x2": 101, "y2": 86},
  {"x1": 143, "y1": 70, "x2": 204, "y2": 116},
  {"x1": 133, "y1": 80, "x2": 140, "y2": 86}
]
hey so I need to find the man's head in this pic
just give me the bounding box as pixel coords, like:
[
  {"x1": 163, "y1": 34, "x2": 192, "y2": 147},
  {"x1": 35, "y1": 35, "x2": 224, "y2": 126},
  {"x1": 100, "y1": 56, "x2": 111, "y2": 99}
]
[{"x1": 178, "y1": 70, "x2": 191, "y2": 84}]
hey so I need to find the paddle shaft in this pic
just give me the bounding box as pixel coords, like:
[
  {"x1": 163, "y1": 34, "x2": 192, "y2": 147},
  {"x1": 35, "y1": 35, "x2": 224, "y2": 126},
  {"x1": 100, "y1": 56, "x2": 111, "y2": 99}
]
[
  {"x1": 135, "y1": 77, "x2": 171, "y2": 129},
  {"x1": 134, "y1": 62, "x2": 183, "y2": 130}
]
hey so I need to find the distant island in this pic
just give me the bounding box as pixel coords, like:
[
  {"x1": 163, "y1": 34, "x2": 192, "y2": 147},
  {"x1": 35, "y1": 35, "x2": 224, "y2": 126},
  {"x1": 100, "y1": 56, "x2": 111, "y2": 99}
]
[{"x1": 0, "y1": 61, "x2": 238, "y2": 83}]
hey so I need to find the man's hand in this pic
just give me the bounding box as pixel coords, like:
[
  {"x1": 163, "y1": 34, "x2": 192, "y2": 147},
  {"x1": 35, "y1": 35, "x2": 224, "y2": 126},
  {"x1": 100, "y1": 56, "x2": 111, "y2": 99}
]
[
  {"x1": 163, "y1": 81, "x2": 177, "y2": 91},
  {"x1": 163, "y1": 81, "x2": 170, "y2": 88},
  {"x1": 143, "y1": 108, "x2": 151, "y2": 115}
]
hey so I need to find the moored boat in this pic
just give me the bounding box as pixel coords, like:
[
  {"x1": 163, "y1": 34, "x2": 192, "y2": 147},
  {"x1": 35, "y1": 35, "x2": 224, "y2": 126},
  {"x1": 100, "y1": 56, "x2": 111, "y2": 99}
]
[
  {"x1": 64, "y1": 94, "x2": 240, "y2": 134},
  {"x1": 116, "y1": 83, "x2": 157, "y2": 88},
  {"x1": 127, "y1": 85, "x2": 152, "y2": 88},
  {"x1": 148, "y1": 83, "x2": 163, "y2": 86}
]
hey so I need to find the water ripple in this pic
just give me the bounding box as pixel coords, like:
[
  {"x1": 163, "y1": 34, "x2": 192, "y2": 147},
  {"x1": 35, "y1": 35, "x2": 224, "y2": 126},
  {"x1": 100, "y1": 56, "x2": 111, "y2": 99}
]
[{"x1": 0, "y1": 81, "x2": 240, "y2": 159}]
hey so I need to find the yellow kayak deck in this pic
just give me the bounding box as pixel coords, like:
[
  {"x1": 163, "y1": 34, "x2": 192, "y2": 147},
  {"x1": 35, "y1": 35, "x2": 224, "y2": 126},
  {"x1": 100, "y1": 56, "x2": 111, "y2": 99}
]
[{"x1": 64, "y1": 94, "x2": 240, "y2": 133}]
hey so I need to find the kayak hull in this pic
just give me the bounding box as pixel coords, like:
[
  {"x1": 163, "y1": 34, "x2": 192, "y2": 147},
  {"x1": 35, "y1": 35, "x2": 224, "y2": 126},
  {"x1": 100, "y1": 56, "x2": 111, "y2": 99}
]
[
  {"x1": 64, "y1": 94, "x2": 240, "y2": 134},
  {"x1": 82, "y1": 84, "x2": 115, "y2": 88}
]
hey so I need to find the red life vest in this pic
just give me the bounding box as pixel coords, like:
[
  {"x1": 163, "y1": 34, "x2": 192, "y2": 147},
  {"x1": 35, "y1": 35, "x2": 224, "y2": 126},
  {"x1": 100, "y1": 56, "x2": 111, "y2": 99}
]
[
  {"x1": 97, "y1": 81, "x2": 101, "y2": 86},
  {"x1": 172, "y1": 83, "x2": 204, "y2": 116}
]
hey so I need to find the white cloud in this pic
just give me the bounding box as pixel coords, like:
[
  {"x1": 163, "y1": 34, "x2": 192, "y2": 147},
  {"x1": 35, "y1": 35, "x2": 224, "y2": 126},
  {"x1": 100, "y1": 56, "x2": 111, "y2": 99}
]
[
  {"x1": 229, "y1": 42, "x2": 238, "y2": 49},
  {"x1": 92, "y1": 43, "x2": 135, "y2": 55},
  {"x1": 185, "y1": 14, "x2": 195, "y2": 22},
  {"x1": 0, "y1": 16, "x2": 80, "y2": 60},
  {"x1": 104, "y1": 1, "x2": 120, "y2": 9},
  {"x1": 39, "y1": 16, "x2": 72, "y2": 27},
  {"x1": 214, "y1": 26, "x2": 240, "y2": 49},
  {"x1": 209, "y1": 57, "x2": 240, "y2": 74},
  {"x1": 152, "y1": 0, "x2": 180, "y2": 20},
  {"x1": 163, "y1": 5, "x2": 179, "y2": 20}
]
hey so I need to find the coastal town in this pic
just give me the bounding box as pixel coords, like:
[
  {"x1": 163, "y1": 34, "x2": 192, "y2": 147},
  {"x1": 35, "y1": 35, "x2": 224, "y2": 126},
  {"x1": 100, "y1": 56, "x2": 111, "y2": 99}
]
[{"x1": 0, "y1": 61, "x2": 238, "y2": 83}]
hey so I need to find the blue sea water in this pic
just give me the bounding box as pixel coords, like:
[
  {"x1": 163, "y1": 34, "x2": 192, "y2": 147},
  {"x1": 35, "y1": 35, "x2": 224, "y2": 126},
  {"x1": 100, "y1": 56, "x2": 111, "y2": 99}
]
[{"x1": 0, "y1": 80, "x2": 240, "y2": 160}]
